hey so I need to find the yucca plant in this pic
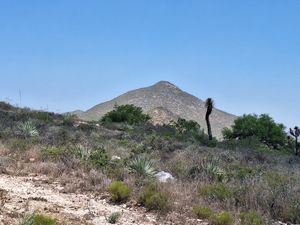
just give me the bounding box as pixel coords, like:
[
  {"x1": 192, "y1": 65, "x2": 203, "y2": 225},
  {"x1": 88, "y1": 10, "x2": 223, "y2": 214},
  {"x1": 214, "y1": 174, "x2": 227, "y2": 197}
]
[
  {"x1": 128, "y1": 156, "x2": 157, "y2": 178},
  {"x1": 203, "y1": 158, "x2": 228, "y2": 182},
  {"x1": 17, "y1": 121, "x2": 39, "y2": 138}
]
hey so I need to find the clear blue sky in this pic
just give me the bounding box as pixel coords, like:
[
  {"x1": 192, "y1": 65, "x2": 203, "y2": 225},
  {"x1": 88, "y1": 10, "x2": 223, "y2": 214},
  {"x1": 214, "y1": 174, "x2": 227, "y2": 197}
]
[{"x1": 0, "y1": 1, "x2": 300, "y2": 128}]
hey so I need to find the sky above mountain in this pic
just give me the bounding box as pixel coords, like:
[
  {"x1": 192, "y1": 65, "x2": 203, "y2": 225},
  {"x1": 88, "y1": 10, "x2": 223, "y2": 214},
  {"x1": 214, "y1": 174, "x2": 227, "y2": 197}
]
[{"x1": 0, "y1": 1, "x2": 300, "y2": 128}]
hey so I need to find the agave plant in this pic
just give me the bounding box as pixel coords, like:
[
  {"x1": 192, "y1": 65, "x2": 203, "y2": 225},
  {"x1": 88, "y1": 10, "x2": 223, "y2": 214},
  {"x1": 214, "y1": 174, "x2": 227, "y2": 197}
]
[
  {"x1": 128, "y1": 156, "x2": 157, "y2": 178},
  {"x1": 202, "y1": 158, "x2": 228, "y2": 182},
  {"x1": 76, "y1": 144, "x2": 92, "y2": 161},
  {"x1": 17, "y1": 121, "x2": 39, "y2": 138}
]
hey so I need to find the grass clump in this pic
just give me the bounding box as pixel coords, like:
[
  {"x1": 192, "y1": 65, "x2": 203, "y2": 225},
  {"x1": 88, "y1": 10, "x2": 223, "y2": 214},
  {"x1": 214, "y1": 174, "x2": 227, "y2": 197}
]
[
  {"x1": 192, "y1": 205, "x2": 213, "y2": 219},
  {"x1": 19, "y1": 213, "x2": 59, "y2": 225},
  {"x1": 138, "y1": 183, "x2": 171, "y2": 212},
  {"x1": 199, "y1": 183, "x2": 233, "y2": 201},
  {"x1": 209, "y1": 211, "x2": 234, "y2": 225},
  {"x1": 108, "y1": 181, "x2": 132, "y2": 203},
  {"x1": 107, "y1": 212, "x2": 121, "y2": 224},
  {"x1": 240, "y1": 211, "x2": 266, "y2": 225}
]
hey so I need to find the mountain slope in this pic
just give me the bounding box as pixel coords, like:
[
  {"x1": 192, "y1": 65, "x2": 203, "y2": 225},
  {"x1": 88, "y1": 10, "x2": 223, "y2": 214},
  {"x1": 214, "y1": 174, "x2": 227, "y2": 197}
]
[{"x1": 76, "y1": 81, "x2": 237, "y2": 138}]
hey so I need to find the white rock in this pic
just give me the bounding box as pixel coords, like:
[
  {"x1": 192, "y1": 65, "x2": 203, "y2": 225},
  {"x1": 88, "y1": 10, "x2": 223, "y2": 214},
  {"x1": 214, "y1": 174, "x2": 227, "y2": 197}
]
[
  {"x1": 155, "y1": 171, "x2": 174, "y2": 182},
  {"x1": 111, "y1": 155, "x2": 121, "y2": 161}
]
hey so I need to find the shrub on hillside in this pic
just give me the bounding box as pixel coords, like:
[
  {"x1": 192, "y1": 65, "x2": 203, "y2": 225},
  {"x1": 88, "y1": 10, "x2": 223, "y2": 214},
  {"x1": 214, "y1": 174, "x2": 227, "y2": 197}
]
[
  {"x1": 199, "y1": 183, "x2": 233, "y2": 202},
  {"x1": 223, "y1": 114, "x2": 287, "y2": 149},
  {"x1": 89, "y1": 148, "x2": 109, "y2": 169},
  {"x1": 209, "y1": 211, "x2": 234, "y2": 225},
  {"x1": 138, "y1": 183, "x2": 171, "y2": 212},
  {"x1": 19, "y1": 213, "x2": 59, "y2": 225},
  {"x1": 101, "y1": 104, "x2": 150, "y2": 125},
  {"x1": 108, "y1": 181, "x2": 132, "y2": 203},
  {"x1": 192, "y1": 205, "x2": 214, "y2": 219},
  {"x1": 240, "y1": 211, "x2": 266, "y2": 225}
]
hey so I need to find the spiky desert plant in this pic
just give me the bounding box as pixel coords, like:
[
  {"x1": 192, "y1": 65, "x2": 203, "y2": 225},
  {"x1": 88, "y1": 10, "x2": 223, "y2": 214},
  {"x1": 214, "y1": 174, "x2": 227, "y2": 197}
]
[
  {"x1": 290, "y1": 126, "x2": 300, "y2": 156},
  {"x1": 17, "y1": 121, "x2": 39, "y2": 138},
  {"x1": 205, "y1": 98, "x2": 214, "y2": 140},
  {"x1": 128, "y1": 156, "x2": 157, "y2": 178},
  {"x1": 205, "y1": 162, "x2": 228, "y2": 182}
]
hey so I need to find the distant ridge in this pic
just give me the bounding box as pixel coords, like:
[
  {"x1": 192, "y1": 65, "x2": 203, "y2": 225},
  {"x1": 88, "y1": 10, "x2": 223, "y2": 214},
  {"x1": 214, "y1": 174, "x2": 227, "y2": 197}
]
[{"x1": 74, "y1": 81, "x2": 237, "y2": 138}]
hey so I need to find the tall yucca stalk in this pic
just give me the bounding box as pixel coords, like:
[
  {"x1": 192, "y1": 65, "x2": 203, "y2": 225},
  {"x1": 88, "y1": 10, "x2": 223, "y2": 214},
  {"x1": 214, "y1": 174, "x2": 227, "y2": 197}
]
[
  {"x1": 205, "y1": 98, "x2": 214, "y2": 140},
  {"x1": 128, "y1": 156, "x2": 157, "y2": 178},
  {"x1": 290, "y1": 126, "x2": 300, "y2": 156}
]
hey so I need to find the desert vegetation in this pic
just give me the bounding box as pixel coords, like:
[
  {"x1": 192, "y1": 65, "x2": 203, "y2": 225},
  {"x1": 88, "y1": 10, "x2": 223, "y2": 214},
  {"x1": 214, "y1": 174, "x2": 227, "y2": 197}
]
[{"x1": 0, "y1": 102, "x2": 299, "y2": 225}]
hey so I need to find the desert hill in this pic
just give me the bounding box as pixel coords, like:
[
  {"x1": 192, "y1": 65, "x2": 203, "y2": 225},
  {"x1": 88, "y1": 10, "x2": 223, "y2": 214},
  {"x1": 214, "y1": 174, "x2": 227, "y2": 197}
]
[{"x1": 75, "y1": 81, "x2": 236, "y2": 138}]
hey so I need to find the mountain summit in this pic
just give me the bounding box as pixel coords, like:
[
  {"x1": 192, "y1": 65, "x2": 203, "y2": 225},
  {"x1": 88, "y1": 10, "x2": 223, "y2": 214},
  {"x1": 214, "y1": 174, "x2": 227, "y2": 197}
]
[{"x1": 75, "y1": 81, "x2": 236, "y2": 138}]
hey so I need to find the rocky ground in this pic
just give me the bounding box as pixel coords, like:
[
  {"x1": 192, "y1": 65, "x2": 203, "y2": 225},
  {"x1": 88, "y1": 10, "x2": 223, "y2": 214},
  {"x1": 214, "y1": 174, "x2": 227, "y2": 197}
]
[{"x1": 0, "y1": 174, "x2": 160, "y2": 225}]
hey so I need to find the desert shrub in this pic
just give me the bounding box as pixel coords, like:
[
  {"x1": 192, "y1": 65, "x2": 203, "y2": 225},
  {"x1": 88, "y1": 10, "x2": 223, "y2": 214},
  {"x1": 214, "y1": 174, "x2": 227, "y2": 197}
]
[
  {"x1": 6, "y1": 138, "x2": 34, "y2": 151},
  {"x1": 171, "y1": 118, "x2": 200, "y2": 134},
  {"x1": 101, "y1": 104, "x2": 150, "y2": 125},
  {"x1": 240, "y1": 211, "x2": 266, "y2": 225},
  {"x1": 234, "y1": 166, "x2": 261, "y2": 180},
  {"x1": 16, "y1": 121, "x2": 39, "y2": 138},
  {"x1": 192, "y1": 205, "x2": 213, "y2": 219},
  {"x1": 108, "y1": 181, "x2": 132, "y2": 203},
  {"x1": 89, "y1": 148, "x2": 109, "y2": 169},
  {"x1": 199, "y1": 183, "x2": 233, "y2": 201},
  {"x1": 138, "y1": 183, "x2": 171, "y2": 212},
  {"x1": 0, "y1": 101, "x2": 15, "y2": 111},
  {"x1": 222, "y1": 114, "x2": 287, "y2": 149},
  {"x1": 128, "y1": 156, "x2": 156, "y2": 178},
  {"x1": 107, "y1": 212, "x2": 121, "y2": 224},
  {"x1": 209, "y1": 211, "x2": 234, "y2": 225},
  {"x1": 42, "y1": 147, "x2": 68, "y2": 161},
  {"x1": 62, "y1": 113, "x2": 77, "y2": 126},
  {"x1": 19, "y1": 213, "x2": 59, "y2": 225}
]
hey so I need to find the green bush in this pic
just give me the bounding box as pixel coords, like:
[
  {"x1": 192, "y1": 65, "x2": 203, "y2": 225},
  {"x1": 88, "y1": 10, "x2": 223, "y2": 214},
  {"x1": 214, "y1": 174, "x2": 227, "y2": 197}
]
[
  {"x1": 222, "y1": 114, "x2": 287, "y2": 149},
  {"x1": 240, "y1": 211, "x2": 266, "y2": 225},
  {"x1": 108, "y1": 181, "x2": 132, "y2": 203},
  {"x1": 199, "y1": 183, "x2": 233, "y2": 201},
  {"x1": 42, "y1": 147, "x2": 67, "y2": 161},
  {"x1": 107, "y1": 212, "x2": 121, "y2": 224},
  {"x1": 101, "y1": 104, "x2": 150, "y2": 125},
  {"x1": 89, "y1": 148, "x2": 109, "y2": 169},
  {"x1": 192, "y1": 205, "x2": 213, "y2": 219},
  {"x1": 138, "y1": 183, "x2": 171, "y2": 212},
  {"x1": 19, "y1": 213, "x2": 59, "y2": 225},
  {"x1": 209, "y1": 211, "x2": 234, "y2": 225}
]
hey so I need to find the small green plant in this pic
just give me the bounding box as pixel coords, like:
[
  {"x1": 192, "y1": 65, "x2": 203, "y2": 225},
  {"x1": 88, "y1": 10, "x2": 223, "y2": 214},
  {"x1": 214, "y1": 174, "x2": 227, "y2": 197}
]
[
  {"x1": 42, "y1": 147, "x2": 67, "y2": 161},
  {"x1": 107, "y1": 212, "x2": 121, "y2": 224},
  {"x1": 209, "y1": 211, "x2": 234, "y2": 225},
  {"x1": 89, "y1": 148, "x2": 109, "y2": 168},
  {"x1": 240, "y1": 211, "x2": 266, "y2": 225},
  {"x1": 17, "y1": 121, "x2": 39, "y2": 138},
  {"x1": 108, "y1": 181, "x2": 132, "y2": 203},
  {"x1": 128, "y1": 156, "x2": 157, "y2": 178},
  {"x1": 192, "y1": 205, "x2": 213, "y2": 219},
  {"x1": 199, "y1": 183, "x2": 233, "y2": 201},
  {"x1": 138, "y1": 183, "x2": 171, "y2": 212},
  {"x1": 19, "y1": 213, "x2": 59, "y2": 225}
]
